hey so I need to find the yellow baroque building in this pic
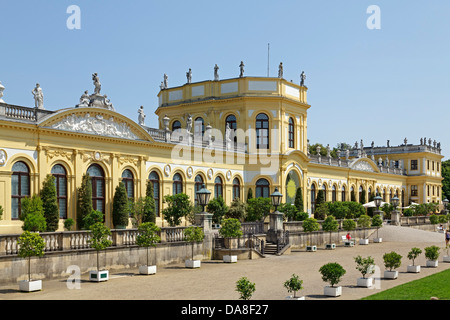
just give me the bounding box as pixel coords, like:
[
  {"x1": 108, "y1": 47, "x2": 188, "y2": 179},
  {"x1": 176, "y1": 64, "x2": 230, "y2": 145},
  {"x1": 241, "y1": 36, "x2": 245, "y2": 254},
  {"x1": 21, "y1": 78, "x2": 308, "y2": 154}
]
[{"x1": 0, "y1": 72, "x2": 444, "y2": 234}]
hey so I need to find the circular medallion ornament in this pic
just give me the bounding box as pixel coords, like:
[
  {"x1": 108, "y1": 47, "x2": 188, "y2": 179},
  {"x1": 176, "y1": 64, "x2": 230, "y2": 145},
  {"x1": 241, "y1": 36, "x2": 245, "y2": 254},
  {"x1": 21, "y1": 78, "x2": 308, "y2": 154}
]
[
  {"x1": 226, "y1": 170, "x2": 232, "y2": 181},
  {"x1": 186, "y1": 167, "x2": 193, "y2": 178},
  {"x1": 94, "y1": 152, "x2": 101, "y2": 161},
  {"x1": 0, "y1": 149, "x2": 7, "y2": 166},
  {"x1": 164, "y1": 164, "x2": 171, "y2": 177},
  {"x1": 207, "y1": 168, "x2": 213, "y2": 180}
]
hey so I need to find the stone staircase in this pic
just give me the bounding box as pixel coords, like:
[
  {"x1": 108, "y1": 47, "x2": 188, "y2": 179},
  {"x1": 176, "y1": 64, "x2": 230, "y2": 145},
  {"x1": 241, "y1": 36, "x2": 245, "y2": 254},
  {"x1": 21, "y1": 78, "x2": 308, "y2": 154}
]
[{"x1": 264, "y1": 242, "x2": 279, "y2": 255}]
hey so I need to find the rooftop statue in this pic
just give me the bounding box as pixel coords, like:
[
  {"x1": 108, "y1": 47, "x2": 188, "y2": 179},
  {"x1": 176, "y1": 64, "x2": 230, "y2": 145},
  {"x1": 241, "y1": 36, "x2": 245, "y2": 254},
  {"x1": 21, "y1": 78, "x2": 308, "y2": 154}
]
[
  {"x1": 77, "y1": 90, "x2": 90, "y2": 107},
  {"x1": 186, "y1": 68, "x2": 192, "y2": 84},
  {"x1": 163, "y1": 74, "x2": 168, "y2": 89},
  {"x1": 138, "y1": 106, "x2": 145, "y2": 126},
  {"x1": 31, "y1": 83, "x2": 44, "y2": 109},
  {"x1": 278, "y1": 62, "x2": 283, "y2": 78},
  {"x1": 92, "y1": 73, "x2": 101, "y2": 94},
  {"x1": 214, "y1": 64, "x2": 219, "y2": 81},
  {"x1": 186, "y1": 114, "x2": 192, "y2": 133},
  {"x1": 300, "y1": 71, "x2": 306, "y2": 87},
  {"x1": 239, "y1": 61, "x2": 245, "y2": 78},
  {"x1": 0, "y1": 81, "x2": 5, "y2": 103}
]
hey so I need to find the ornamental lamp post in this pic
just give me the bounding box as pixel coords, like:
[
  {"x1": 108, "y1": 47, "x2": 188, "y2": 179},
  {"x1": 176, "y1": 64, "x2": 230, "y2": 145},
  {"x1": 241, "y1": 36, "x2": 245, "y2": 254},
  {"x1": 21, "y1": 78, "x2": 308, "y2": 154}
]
[
  {"x1": 196, "y1": 184, "x2": 211, "y2": 213},
  {"x1": 194, "y1": 184, "x2": 213, "y2": 232},
  {"x1": 391, "y1": 196, "x2": 401, "y2": 226},
  {"x1": 270, "y1": 187, "x2": 283, "y2": 212},
  {"x1": 374, "y1": 194, "x2": 383, "y2": 220}
]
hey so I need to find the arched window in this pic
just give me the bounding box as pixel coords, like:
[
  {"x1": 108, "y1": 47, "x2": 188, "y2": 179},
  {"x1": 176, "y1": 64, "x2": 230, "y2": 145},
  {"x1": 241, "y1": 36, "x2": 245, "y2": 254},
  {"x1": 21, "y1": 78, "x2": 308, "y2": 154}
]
[
  {"x1": 172, "y1": 120, "x2": 181, "y2": 132},
  {"x1": 122, "y1": 169, "x2": 134, "y2": 200},
  {"x1": 322, "y1": 184, "x2": 327, "y2": 202},
  {"x1": 332, "y1": 185, "x2": 337, "y2": 203},
  {"x1": 51, "y1": 164, "x2": 67, "y2": 219},
  {"x1": 11, "y1": 161, "x2": 30, "y2": 220},
  {"x1": 341, "y1": 186, "x2": 346, "y2": 201},
  {"x1": 311, "y1": 184, "x2": 316, "y2": 214},
  {"x1": 173, "y1": 173, "x2": 183, "y2": 195},
  {"x1": 233, "y1": 177, "x2": 241, "y2": 200},
  {"x1": 256, "y1": 113, "x2": 269, "y2": 149},
  {"x1": 288, "y1": 117, "x2": 295, "y2": 148},
  {"x1": 214, "y1": 176, "x2": 223, "y2": 199},
  {"x1": 226, "y1": 114, "x2": 237, "y2": 147},
  {"x1": 255, "y1": 178, "x2": 270, "y2": 198},
  {"x1": 149, "y1": 171, "x2": 160, "y2": 217},
  {"x1": 194, "y1": 117, "x2": 204, "y2": 136},
  {"x1": 194, "y1": 174, "x2": 204, "y2": 206},
  {"x1": 87, "y1": 164, "x2": 105, "y2": 213},
  {"x1": 359, "y1": 186, "x2": 364, "y2": 203}
]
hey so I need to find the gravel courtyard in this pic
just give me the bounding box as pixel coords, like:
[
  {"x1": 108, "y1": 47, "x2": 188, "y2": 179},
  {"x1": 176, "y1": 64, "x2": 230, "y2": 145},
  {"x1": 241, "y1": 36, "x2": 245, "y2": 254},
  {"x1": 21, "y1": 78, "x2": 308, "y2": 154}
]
[{"x1": 1, "y1": 225, "x2": 448, "y2": 301}]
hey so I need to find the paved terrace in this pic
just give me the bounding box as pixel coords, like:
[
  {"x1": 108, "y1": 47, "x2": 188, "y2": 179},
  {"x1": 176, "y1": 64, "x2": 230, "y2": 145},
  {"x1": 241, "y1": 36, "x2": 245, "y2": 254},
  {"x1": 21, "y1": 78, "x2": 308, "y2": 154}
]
[{"x1": 0, "y1": 226, "x2": 448, "y2": 301}]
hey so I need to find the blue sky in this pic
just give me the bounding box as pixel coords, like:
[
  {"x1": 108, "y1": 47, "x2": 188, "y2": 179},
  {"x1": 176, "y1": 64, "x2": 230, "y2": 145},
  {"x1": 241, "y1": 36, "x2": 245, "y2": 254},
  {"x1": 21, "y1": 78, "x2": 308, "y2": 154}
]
[{"x1": 1, "y1": 1, "x2": 450, "y2": 159}]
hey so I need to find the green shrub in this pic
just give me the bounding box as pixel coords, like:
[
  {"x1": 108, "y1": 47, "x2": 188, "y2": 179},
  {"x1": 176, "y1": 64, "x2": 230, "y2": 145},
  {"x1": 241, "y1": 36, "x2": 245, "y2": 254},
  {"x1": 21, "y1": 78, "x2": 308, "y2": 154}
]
[
  {"x1": 322, "y1": 216, "x2": 339, "y2": 244},
  {"x1": 184, "y1": 226, "x2": 205, "y2": 260},
  {"x1": 246, "y1": 197, "x2": 272, "y2": 222},
  {"x1": 88, "y1": 222, "x2": 113, "y2": 271},
  {"x1": 207, "y1": 196, "x2": 229, "y2": 224},
  {"x1": 383, "y1": 251, "x2": 402, "y2": 271},
  {"x1": 236, "y1": 277, "x2": 256, "y2": 300},
  {"x1": 319, "y1": 262, "x2": 346, "y2": 287},
  {"x1": 18, "y1": 231, "x2": 45, "y2": 281},
  {"x1": 112, "y1": 182, "x2": 129, "y2": 228},
  {"x1": 407, "y1": 247, "x2": 422, "y2": 266},
  {"x1": 40, "y1": 174, "x2": 59, "y2": 232},
  {"x1": 424, "y1": 245, "x2": 440, "y2": 261},
  {"x1": 342, "y1": 219, "x2": 356, "y2": 232},
  {"x1": 283, "y1": 274, "x2": 303, "y2": 298},
  {"x1": 64, "y1": 218, "x2": 75, "y2": 231},
  {"x1": 21, "y1": 195, "x2": 47, "y2": 232},
  {"x1": 429, "y1": 214, "x2": 439, "y2": 225},
  {"x1": 162, "y1": 193, "x2": 193, "y2": 227},
  {"x1": 77, "y1": 174, "x2": 93, "y2": 230},
  {"x1": 226, "y1": 198, "x2": 246, "y2": 221},
  {"x1": 354, "y1": 255, "x2": 375, "y2": 278},
  {"x1": 82, "y1": 210, "x2": 104, "y2": 230},
  {"x1": 314, "y1": 202, "x2": 329, "y2": 220}
]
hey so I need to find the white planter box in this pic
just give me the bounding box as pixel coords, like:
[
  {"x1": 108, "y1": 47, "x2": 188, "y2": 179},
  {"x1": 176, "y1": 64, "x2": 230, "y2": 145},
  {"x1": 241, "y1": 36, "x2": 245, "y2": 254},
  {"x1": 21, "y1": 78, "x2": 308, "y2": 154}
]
[
  {"x1": 325, "y1": 243, "x2": 336, "y2": 250},
  {"x1": 306, "y1": 245, "x2": 317, "y2": 252},
  {"x1": 384, "y1": 270, "x2": 398, "y2": 279},
  {"x1": 426, "y1": 260, "x2": 438, "y2": 268},
  {"x1": 89, "y1": 270, "x2": 109, "y2": 282},
  {"x1": 359, "y1": 239, "x2": 369, "y2": 245},
  {"x1": 139, "y1": 265, "x2": 157, "y2": 275},
  {"x1": 344, "y1": 241, "x2": 354, "y2": 247},
  {"x1": 443, "y1": 256, "x2": 450, "y2": 263},
  {"x1": 373, "y1": 238, "x2": 382, "y2": 243},
  {"x1": 357, "y1": 277, "x2": 373, "y2": 288},
  {"x1": 407, "y1": 265, "x2": 421, "y2": 273},
  {"x1": 19, "y1": 280, "x2": 42, "y2": 292},
  {"x1": 324, "y1": 286, "x2": 342, "y2": 297},
  {"x1": 285, "y1": 295, "x2": 305, "y2": 300},
  {"x1": 185, "y1": 259, "x2": 201, "y2": 268},
  {"x1": 223, "y1": 255, "x2": 237, "y2": 263}
]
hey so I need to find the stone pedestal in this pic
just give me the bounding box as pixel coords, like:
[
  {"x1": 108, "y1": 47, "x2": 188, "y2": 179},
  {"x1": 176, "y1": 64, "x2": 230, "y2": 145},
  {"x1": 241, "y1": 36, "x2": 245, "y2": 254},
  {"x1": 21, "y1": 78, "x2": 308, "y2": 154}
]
[
  {"x1": 391, "y1": 211, "x2": 401, "y2": 226},
  {"x1": 266, "y1": 211, "x2": 284, "y2": 243},
  {"x1": 194, "y1": 212, "x2": 213, "y2": 257}
]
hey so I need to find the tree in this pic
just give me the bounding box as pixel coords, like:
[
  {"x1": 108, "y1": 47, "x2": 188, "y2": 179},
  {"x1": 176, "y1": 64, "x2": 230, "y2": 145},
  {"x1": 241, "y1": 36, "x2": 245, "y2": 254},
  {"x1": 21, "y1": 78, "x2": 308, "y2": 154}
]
[
  {"x1": 77, "y1": 174, "x2": 93, "y2": 230},
  {"x1": 342, "y1": 218, "x2": 356, "y2": 234},
  {"x1": 441, "y1": 159, "x2": 450, "y2": 200},
  {"x1": 303, "y1": 217, "x2": 320, "y2": 246},
  {"x1": 136, "y1": 222, "x2": 161, "y2": 267},
  {"x1": 284, "y1": 274, "x2": 303, "y2": 299},
  {"x1": 112, "y1": 182, "x2": 129, "y2": 228},
  {"x1": 18, "y1": 231, "x2": 45, "y2": 282},
  {"x1": 328, "y1": 201, "x2": 350, "y2": 220},
  {"x1": 357, "y1": 215, "x2": 372, "y2": 240},
  {"x1": 40, "y1": 174, "x2": 59, "y2": 232},
  {"x1": 319, "y1": 263, "x2": 346, "y2": 287},
  {"x1": 354, "y1": 255, "x2": 375, "y2": 279},
  {"x1": 350, "y1": 190, "x2": 356, "y2": 202},
  {"x1": 294, "y1": 187, "x2": 304, "y2": 212},
  {"x1": 383, "y1": 251, "x2": 402, "y2": 271},
  {"x1": 219, "y1": 218, "x2": 243, "y2": 254},
  {"x1": 21, "y1": 195, "x2": 47, "y2": 232},
  {"x1": 226, "y1": 198, "x2": 247, "y2": 221},
  {"x1": 246, "y1": 188, "x2": 253, "y2": 203},
  {"x1": 236, "y1": 277, "x2": 256, "y2": 300},
  {"x1": 322, "y1": 216, "x2": 339, "y2": 244},
  {"x1": 88, "y1": 222, "x2": 113, "y2": 272},
  {"x1": 162, "y1": 193, "x2": 193, "y2": 227},
  {"x1": 142, "y1": 180, "x2": 156, "y2": 223},
  {"x1": 82, "y1": 210, "x2": 104, "y2": 229},
  {"x1": 246, "y1": 197, "x2": 272, "y2": 222},
  {"x1": 315, "y1": 190, "x2": 325, "y2": 209},
  {"x1": 279, "y1": 203, "x2": 299, "y2": 221},
  {"x1": 314, "y1": 202, "x2": 329, "y2": 220},
  {"x1": 359, "y1": 189, "x2": 366, "y2": 205},
  {"x1": 372, "y1": 214, "x2": 383, "y2": 239},
  {"x1": 407, "y1": 247, "x2": 422, "y2": 266},
  {"x1": 207, "y1": 196, "x2": 229, "y2": 224},
  {"x1": 184, "y1": 226, "x2": 204, "y2": 260}
]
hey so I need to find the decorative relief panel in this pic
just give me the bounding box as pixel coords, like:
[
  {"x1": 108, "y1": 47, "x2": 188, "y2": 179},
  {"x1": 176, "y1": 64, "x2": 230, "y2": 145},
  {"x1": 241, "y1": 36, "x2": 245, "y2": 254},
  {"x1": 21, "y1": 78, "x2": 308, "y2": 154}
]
[
  {"x1": 51, "y1": 113, "x2": 139, "y2": 140},
  {"x1": 351, "y1": 160, "x2": 376, "y2": 173}
]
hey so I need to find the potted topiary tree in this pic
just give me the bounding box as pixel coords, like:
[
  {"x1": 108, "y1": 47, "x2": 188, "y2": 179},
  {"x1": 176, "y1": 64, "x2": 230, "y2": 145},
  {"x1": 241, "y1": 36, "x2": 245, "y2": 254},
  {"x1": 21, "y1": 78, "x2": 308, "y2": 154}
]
[
  {"x1": 424, "y1": 245, "x2": 440, "y2": 268},
  {"x1": 354, "y1": 255, "x2": 375, "y2": 288},
  {"x1": 88, "y1": 222, "x2": 113, "y2": 282},
  {"x1": 283, "y1": 274, "x2": 305, "y2": 300},
  {"x1": 112, "y1": 182, "x2": 129, "y2": 229},
  {"x1": 184, "y1": 226, "x2": 204, "y2": 268},
  {"x1": 136, "y1": 222, "x2": 161, "y2": 275},
  {"x1": 18, "y1": 231, "x2": 45, "y2": 292},
  {"x1": 319, "y1": 262, "x2": 346, "y2": 297},
  {"x1": 407, "y1": 247, "x2": 422, "y2": 273},
  {"x1": 219, "y1": 218, "x2": 243, "y2": 263},
  {"x1": 303, "y1": 217, "x2": 320, "y2": 252},
  {"x1": 383, "y1": 251, "x2": 402, "y2": 279},
  {"x1": 357, "y1": 215, "x2": 372, "y2": 245},
  {"x1": 322, "y1": 216, "x2": 339, "y2": 250},
  {"x1": 236, "y1": 277, "x2": 256, "y2": 300},
  {"x1": 371, "y1": 214, "x2": 383, "y2": 243},
  {"x1": 342, "y1": 219, "x2": 356, "y2": 247}
]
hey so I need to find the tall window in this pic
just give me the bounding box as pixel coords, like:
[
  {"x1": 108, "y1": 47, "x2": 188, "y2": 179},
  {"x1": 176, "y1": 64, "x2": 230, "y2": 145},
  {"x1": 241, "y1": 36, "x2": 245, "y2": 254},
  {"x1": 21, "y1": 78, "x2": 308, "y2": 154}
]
[
  {"x1": 332, "y1": 185, "x2": 337, "y2": 203},
  {"x1": 172, "y1": 121, "x2": 181, "y2": 132},
  {"x1": 233, "y1": 177, "x2": 241, "y2": 200},
  {"x1": 194, "y1": 117, "x2": 205, "y2": 137},
  {"x1": 11, "y1": 161, "x2": 30, "y2": 220},
  {"x1": 359, "y1": 186, "x2": 364, "y2": 203},
  {"x1": 311, "y1": 184, "x2": 316, "y2": 214},
  {"x1": 226, "y1": 114, "x2": 237, "y2": 147},
  {"x1": 173, "y1": 173, "x2": 183, "y2": 195},
  {"x1": 122, "y1": 169, "x2": 134, "y2": 200},
  {"x1": 149, "y1": 171, "x2": 160, "y2": 217},
  {"x1": 411, "y1": 160, "x2": 418, "y2": 170},
  {"x1": 256, "y1": 113, "x2": 269, "y2": 149},
  {"x1": 51, "y1": 164, "x2": 67, "y2": 219},
  {"x1": 194, "y1": 175, "x2": 204, "y2": 206},
  {"x1": 255, "y1": 178, "x2": 270, "y2": 198},
  {"x1": 322, "y1": 185, "x2": 327, "y2": 202},
  {"x1": 87, "y1": 164, "x2": 105, "y2": 213},
  {"x1": 288, "y1": 117, "x2": 295, "y2": 148},
  {"x1": 341, "y1": 186, "x2": 346, "y2": 201},
  {"x1": 214, "y1": 176, "x2": 223, "y2": 199}
]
